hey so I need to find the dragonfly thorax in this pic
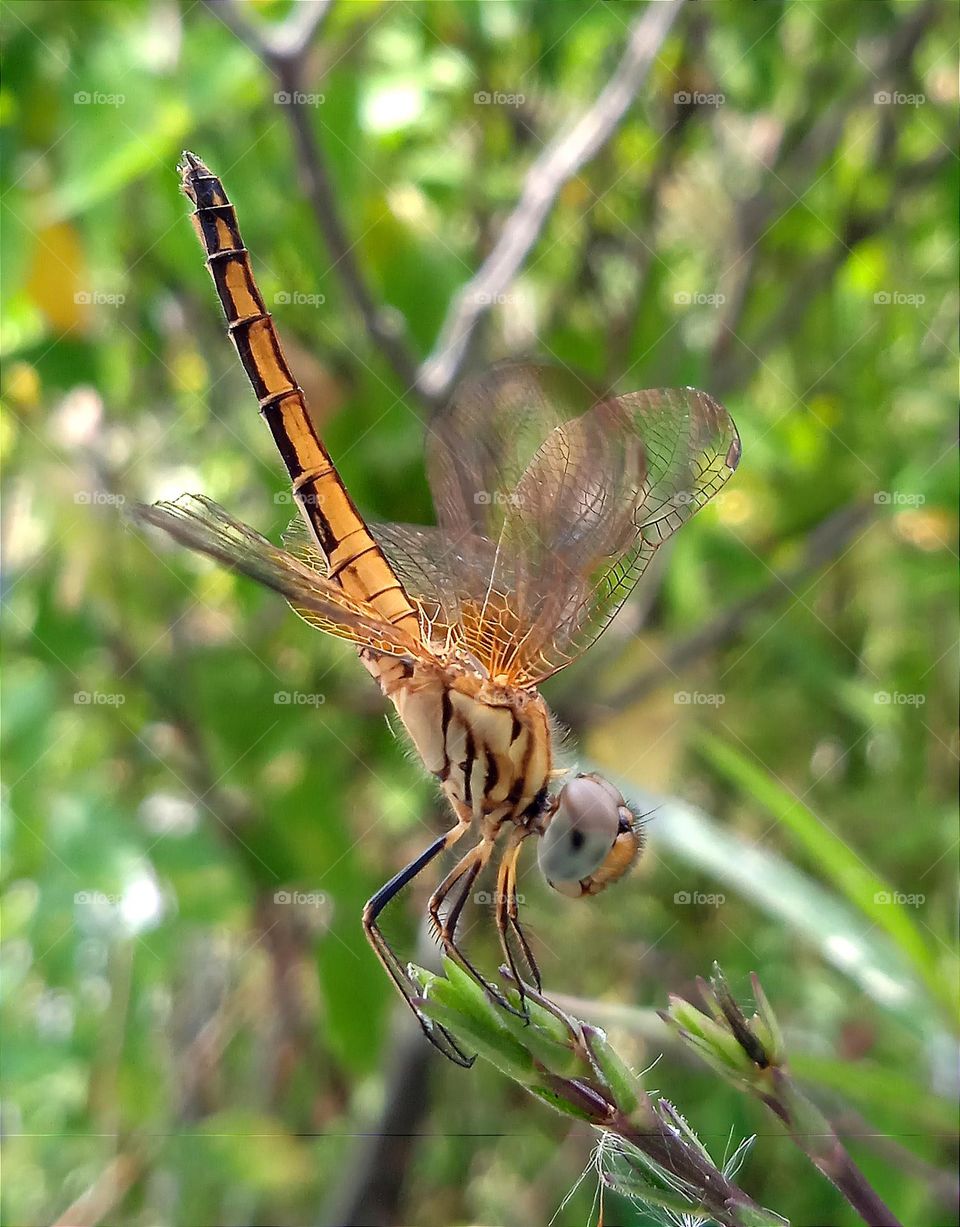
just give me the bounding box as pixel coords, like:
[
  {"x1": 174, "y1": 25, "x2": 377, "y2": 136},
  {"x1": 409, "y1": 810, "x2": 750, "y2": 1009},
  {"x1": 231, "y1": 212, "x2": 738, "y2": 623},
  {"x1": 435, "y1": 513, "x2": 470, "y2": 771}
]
[{"x1": 390, "y1": 661, "x2": 552, "y2": 830}]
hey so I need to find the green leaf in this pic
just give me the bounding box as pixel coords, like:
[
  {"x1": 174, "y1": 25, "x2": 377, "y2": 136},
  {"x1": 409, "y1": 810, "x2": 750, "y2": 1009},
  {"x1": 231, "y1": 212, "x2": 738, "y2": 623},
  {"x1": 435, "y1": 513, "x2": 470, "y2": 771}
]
[{"x1": 695, "y1": 732, "x2": 947, "y2": 1013}]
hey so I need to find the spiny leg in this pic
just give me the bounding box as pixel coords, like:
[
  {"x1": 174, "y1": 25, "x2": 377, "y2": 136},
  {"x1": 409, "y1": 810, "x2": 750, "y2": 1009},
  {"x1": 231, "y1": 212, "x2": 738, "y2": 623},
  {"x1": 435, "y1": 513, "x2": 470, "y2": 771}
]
[
  {"x1": 495, "y1": 833, "x2": 542, "y2": 1013},
  {"x1": 428, "y1": 840, "x2": 523, "y2": 1016},
  {"x1": 363, "y1": 820, "x2": 474, "y2": 1067}
]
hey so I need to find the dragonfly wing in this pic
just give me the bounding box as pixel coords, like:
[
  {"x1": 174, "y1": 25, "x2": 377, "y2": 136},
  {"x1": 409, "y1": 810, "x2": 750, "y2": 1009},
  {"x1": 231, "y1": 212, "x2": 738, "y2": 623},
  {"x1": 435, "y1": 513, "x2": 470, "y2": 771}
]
[
  {"x1": 285, "y1": 514, "x2": 504, "y2": 654},
  {"x1": 499, "y1": 386, "x2": 741, "y2": 683},
  {"x1": 134, "y1": 494, "x2": 423, "y2": 661},
  {"x1": 426, "y1": 360, "x2": 600, "y2": 543}
]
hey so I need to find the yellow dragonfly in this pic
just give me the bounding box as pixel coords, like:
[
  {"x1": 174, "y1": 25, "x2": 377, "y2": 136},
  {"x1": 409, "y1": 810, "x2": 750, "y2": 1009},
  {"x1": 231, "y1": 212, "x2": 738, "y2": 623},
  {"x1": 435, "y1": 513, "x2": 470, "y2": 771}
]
[{"x1": 136, "y1": 152, "x2": 741, "y2": 1066}]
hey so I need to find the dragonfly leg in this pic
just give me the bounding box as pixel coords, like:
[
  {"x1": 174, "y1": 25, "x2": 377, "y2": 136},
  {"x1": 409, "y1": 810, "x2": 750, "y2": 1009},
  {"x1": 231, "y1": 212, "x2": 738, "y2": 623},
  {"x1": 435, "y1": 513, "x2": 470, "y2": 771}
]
[
  {"x1": 428, "y1": 840, "x2": 525, "y2": 1017},
  {"x1": 363, "y1": 820, "x2": 475, "y2": 1068},
  {"x1": 495, "y1": 832, "x2": 542, "y2": 1012}
]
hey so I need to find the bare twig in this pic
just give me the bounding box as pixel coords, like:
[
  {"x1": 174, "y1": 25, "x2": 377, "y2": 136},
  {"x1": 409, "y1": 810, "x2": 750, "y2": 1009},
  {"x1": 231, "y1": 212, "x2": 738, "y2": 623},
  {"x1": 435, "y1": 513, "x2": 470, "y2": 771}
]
[
  {"x1": 273, "y1": 55, "x2": 426, "y2": 396},
  {"x1": 53, "y1": 1154, "x2": 143, "y2": 1227},
  {"x1": 417, "y1": 0, "x2": 687, "y2": 402},
  {"x1": 204, "y1": 0, "x2": 331, "y2": 63},
  {"x1": 203, "y1": 0, "x2": 425, "y2": 400},
  {"x1": 321, "y1": 1019, "x2": 433, "y2": 1227}
]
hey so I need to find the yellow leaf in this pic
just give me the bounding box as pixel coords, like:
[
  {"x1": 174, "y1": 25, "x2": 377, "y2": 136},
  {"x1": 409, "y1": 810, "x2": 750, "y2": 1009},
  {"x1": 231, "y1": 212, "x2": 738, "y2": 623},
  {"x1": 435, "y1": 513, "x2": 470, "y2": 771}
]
[{"x1": 25, "y1": 220, "x2": 87, "y2": 333}]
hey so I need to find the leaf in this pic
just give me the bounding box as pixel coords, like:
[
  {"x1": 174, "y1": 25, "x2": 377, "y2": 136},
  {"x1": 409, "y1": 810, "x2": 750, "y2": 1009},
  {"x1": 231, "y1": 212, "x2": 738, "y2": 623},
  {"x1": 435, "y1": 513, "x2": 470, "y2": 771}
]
[{"x1": 696, "y1": 732, "x2": 949, "y2": 1013}]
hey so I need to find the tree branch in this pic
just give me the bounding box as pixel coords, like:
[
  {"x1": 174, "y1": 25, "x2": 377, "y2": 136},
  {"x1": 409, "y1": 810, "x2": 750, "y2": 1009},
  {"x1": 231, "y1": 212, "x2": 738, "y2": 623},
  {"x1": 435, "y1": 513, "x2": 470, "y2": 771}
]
[
  {"x1": 417, "y1": 0, "x2": 687, "y2": 402},
  {"x1": 204, "y1": 0, "x2": 426, "y2": 400}
]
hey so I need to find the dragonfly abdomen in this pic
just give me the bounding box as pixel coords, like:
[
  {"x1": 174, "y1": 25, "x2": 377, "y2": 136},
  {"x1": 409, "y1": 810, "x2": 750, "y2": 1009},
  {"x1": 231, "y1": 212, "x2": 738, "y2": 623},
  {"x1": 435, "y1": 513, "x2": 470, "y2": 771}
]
[{"x1": 178, "y1": 151, "x2": 421, "y2": 643}]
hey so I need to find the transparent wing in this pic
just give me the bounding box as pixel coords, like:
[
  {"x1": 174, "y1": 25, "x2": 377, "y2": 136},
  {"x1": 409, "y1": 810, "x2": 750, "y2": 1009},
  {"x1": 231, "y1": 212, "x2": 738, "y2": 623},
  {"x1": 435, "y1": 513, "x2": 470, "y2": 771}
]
[
  {"x1": 283, "y1": 514, "x2": 501, "y2": 653},
  {"x1": 426, "y1": 360, "x2": 599, "y2": 543},
  {"x1": 424, "y1": 366, "x2": 740, "y2": 684},
  {"x1": 134, "y1": 495, "x2": 424, "y2": 661},
  {"x1": 494, "y1": 386, "x2": 741, "y2": 683}
]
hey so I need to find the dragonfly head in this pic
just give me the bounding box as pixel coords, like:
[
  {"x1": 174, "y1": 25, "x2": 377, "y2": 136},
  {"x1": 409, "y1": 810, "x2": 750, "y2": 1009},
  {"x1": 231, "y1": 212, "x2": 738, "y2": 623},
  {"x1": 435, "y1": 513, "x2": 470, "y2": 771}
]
[{"x1": 537, "y1": 773, "x2": 643, "y2": 898}]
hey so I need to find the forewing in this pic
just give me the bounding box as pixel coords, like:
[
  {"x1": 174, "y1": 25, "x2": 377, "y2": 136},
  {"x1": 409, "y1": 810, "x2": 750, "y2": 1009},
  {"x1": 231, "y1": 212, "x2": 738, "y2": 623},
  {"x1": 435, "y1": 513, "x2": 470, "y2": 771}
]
[
  {"x1": 426, "y1": 361, "x2": 599, "y2": 543},
  {"x1": 283, "y1": 515, "x2": 486, "y2": 647},
  {"x1": 134, "y1": 494, "x2": 423, "y2": 660},
  {"x1": 493, "y1": 387, "x2": 741, "y2": 683}
]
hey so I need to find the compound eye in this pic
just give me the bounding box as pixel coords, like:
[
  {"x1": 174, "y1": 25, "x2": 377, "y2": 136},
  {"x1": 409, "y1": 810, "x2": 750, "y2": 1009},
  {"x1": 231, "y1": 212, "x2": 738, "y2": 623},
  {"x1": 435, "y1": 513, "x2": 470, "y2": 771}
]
[{"x1": 538, "y1": 775, "x2": 621, "y2": 895}]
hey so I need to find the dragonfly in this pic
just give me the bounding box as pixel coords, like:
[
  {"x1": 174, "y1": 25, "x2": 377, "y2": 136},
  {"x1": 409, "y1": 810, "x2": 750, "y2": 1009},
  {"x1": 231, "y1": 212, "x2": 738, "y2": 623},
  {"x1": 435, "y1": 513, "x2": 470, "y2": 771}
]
[{"x1": 135, "y1": 151, "x2": 741, "y2": 1067}]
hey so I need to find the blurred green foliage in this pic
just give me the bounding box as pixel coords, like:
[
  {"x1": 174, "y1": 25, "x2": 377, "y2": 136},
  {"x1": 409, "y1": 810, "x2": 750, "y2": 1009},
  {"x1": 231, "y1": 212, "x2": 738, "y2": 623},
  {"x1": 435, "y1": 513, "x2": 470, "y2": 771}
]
[{"x1": 1, "y1": 1, "x2": 957, "y2": 1225}]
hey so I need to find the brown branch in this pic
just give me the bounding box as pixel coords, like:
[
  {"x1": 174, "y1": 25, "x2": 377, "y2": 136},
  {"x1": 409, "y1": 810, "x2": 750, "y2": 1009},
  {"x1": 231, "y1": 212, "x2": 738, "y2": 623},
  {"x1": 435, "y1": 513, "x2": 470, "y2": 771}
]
[
  {"x1": 204, "y1": 0, "x2": 331, "y2": 63},
  {"x1": 321, "y1": 1019, "x2": 434, "y2": 1227},
  {"x1": 203, "y1": 0, "x2": 426, "y2": 401},
  {"x1": 52, "y1": 1153, "x2": 143, "y2": 1227},
  {"x1": 417, "y1": 0, "x2": 687, "y2": 402}
]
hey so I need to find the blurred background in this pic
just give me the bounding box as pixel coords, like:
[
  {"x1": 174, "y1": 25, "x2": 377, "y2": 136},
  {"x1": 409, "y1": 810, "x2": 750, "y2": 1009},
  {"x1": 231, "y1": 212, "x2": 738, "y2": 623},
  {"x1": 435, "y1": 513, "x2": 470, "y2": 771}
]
[{"x1": 1, "y1": 1, "x2": 957, "y2": 1224}]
